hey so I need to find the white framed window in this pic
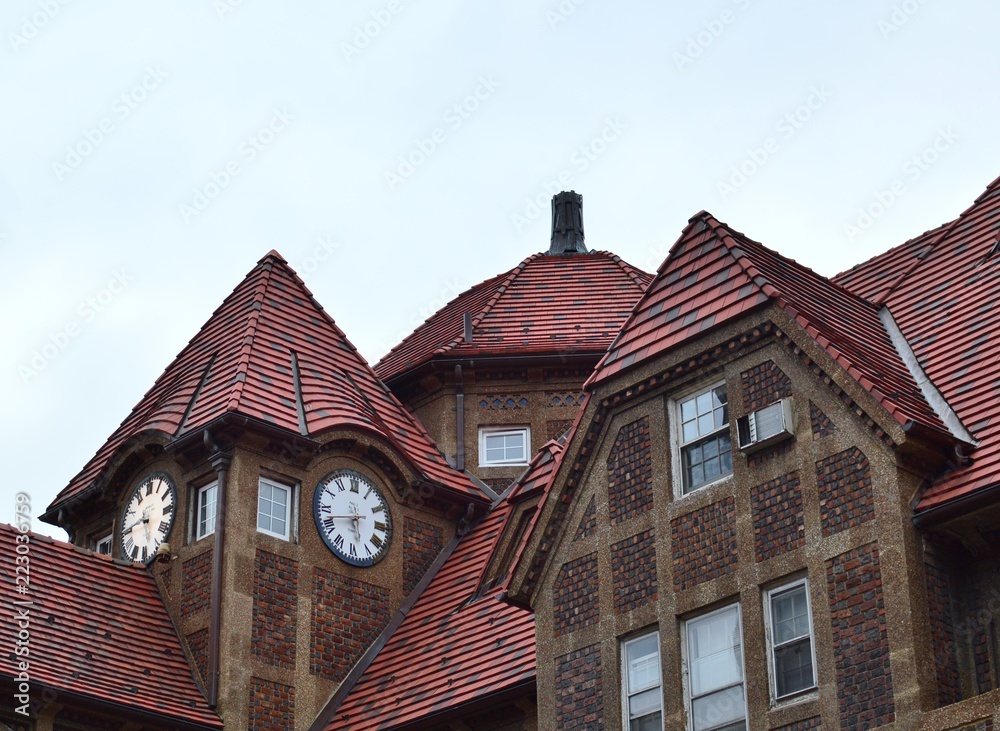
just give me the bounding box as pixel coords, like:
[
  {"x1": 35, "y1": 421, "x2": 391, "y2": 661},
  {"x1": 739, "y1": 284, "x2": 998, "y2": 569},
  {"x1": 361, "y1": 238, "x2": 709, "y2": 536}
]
[
  {"x1": 765, "y1": 579, "x2": 817, "y2": 701},
  {"x1": 675, "y1": 383, "x2": 733, "y2": 495},
  {"x1": 95, "y1": 533, "x2": 113, "y2": 555},
  {"x1": 479, "y1": 426, "x2": 530, "y2": 466},
  {"x1": 684, "y1": 604, "x2": 747, "y2": 731},
  {"x1": 257, "y1": 478, "x2": 292, "y2": 540},
  {"x1": 622, "y1": 631, "x2": 663, "y2": 731},
  {"x1": 195, "y1": 481, "x2": 218, "y2": 541}
]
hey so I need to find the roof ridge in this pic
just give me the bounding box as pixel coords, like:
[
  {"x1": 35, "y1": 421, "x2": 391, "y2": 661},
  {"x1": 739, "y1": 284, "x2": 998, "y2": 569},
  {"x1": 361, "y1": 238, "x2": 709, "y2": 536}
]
[
  {"x1": 227, "y1": 257, "x2": 276, "y2": 414},
  {"x1": 598, "y1": 249, "x2": 653, "y2": 289}
]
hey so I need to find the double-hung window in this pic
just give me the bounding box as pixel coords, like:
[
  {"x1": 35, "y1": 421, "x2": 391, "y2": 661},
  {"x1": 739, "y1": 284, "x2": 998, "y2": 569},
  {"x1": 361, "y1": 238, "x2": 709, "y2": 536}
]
[
  {"x1": 622, "y1": 631, "x2": 663, "y2": 731},
  {"x1": 257, "y1": 478, "x2": 292, "y2": 540},
  {"x1": 479, "y1": 426, "x2": 530, "y2": 466},
  {"x1": 678, "y1": 384, "x2": 732, "y2": 494},
  {"x1": 685, "y1": 604, "x2": 747, "y2": 731},
  {"x1": 766, "y1": 579, "x2": 817, "y2": 700},
  {"x1": 195, "y1": 481, "x2": 218, "y2": 541}
]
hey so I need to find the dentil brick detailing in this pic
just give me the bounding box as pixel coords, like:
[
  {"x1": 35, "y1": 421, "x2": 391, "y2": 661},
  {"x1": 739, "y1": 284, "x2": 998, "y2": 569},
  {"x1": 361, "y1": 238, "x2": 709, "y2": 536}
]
[
  {"x1": 251, "y1": 549, "x2": 298, "y2": 668},
  {"x1": 249, "y1": 676, "x2": 294, "y2": 731},
  {"x1": 750, "y1": 471, "x2": 804, "y2": 562},
  {"x1": 552, "y1": 552, "x2": 599, "y2": 636},
  {"x1": 180, "y1": 548, "x2": 212, "y2": 617},
  {"x1": 607, "y1": 416, "x2": 653, "y2": 524},
  {"x1": 611, "y1": 529, "x2": 657, "y2": 613},
  {"x1": 554, "y1": 643, "x2": 604, "y2": 730},
  {"x1": 817, "y1": 447, "x2": 875, "y2": 536},
  {"x1": 671, "y1": 496, "x2": 738, "y2": 590}
]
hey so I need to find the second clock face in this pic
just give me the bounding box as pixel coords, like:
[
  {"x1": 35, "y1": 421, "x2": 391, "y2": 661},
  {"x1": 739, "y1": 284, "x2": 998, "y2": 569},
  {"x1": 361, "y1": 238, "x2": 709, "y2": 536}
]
[
  {"x1": 314, "y1": 469, "x2": 392, "y2": 567},
  {"x1": 119, "y1": 472, "x2": 176, "y2": 564}
]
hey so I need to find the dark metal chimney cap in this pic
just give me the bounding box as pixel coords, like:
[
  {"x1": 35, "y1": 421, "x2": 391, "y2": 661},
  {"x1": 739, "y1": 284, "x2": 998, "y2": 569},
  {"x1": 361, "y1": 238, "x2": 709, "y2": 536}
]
[{"x1": 548, "y1": 191, "x2": 588, "y2": 255}]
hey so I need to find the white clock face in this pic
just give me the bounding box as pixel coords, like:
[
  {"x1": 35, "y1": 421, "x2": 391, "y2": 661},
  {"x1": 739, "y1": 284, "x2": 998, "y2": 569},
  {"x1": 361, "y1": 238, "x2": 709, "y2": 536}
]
[
  {"x1": 313, "y1": 469, "x2": 392, "y2": 567},
  {"x1": 119, "y1": 472, "x2": 176, "y2": 564}
]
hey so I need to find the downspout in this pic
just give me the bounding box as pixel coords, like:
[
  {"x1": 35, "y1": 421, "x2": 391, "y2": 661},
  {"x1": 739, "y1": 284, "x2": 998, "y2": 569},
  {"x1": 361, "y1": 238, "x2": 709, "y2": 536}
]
[
  {"x1": 204, "y1": 430, "x2": 231, "y2": 709},
  {"x1": 455, "y1": 364, "x2": 465, "y2": 471}
]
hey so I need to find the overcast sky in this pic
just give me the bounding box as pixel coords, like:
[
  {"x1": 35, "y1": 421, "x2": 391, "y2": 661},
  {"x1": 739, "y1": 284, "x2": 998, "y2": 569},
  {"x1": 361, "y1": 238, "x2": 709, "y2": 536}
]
[{"x1": 3, "y1": 1, "x2": 999, "y2": 538}]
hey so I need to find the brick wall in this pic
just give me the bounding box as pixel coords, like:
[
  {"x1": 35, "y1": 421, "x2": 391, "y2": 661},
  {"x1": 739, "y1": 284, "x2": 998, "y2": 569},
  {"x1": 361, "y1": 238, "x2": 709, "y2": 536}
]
[
  {"x1": 575, "y1": 495, "x2": 597, "y2": 541},
  {"x1": 810, "y1": 400, "x2": 836, "y2": 438},
  {"x1": 817, "y1": 447, "x2": 875, "y2": 537},
  {"x1": 180, "y1": 548, "x2": 212, "y2": 618},
  {"x1": 552, "y1": 553, "x2": 599, "y2": 636},
  {"x1": 547, "y1": 418, "x2": 574, "y2": 441},
  {"x1": 248, "y1": 677, "x2": 294, "y2": 731},
  {"x1": 923, "y1": 543, "x2": 961, "y2": 706},
  {"x1": 750, "y1": 471, "x2": 804, "y2": 562},
  {"x1": 251, "y1": 549, "x2": 297, "y2": 668},
  {"x1": 672, "y1": 497, "x2": 738, "y2": 590},
  {"x1": 607, "y1": 416, "x2": 653, "y2": 524},
  {"x1": 554, "y1": 644, "x2": 603, "y2": 730},
  {"x1": 826, "y1": 542, "x2": 894, "y2": 730},
  {"x1": 969, "y1": 574, "x2": 996, "y2": 694},
  {"x1": 772, "y1": 718, "x2": 822, "y2": 731},
  {"x1": 186, "y1": 627, "x2": 209, "y2": 685},
  {"x1": 403, "y1": 517, "x2": 445, "y2": 594},
  {"x1": 741, "y1": 359, "x2": 792, "y2": 411},
  {"x1": 611, "y1": 529, "x2": 657, "y2": 613},
  {"x1": 311, "y1": 568, "x2": 391, "y2": 682}
]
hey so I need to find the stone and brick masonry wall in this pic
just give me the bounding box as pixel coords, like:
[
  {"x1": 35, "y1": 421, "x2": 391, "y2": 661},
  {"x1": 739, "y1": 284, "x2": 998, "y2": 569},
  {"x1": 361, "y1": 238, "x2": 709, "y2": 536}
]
[
  {"x1": 611, "y1": 529, "x2": 657, "y2": 613},
  {"x1": 671, "y1": 497, "x2": 738, "y2": 590},
  {"x1": 248, "y1": 677, "x2": 294, "y2": 731},
  {"x1": 923, "y1": 542, "x2": 962, "y2": 706},
  {"x1": 552, "y1": 553, "x2": 600, "y2": 636},
  {"x1": 311, "y1": 568, "x2": 391, "y2": 682},
  {"x1": 750, "y1": 471, "x2": 804, "y2": 562},
  {"x1": 607, "y1": 417, "x2": 653, "y2": 524},
  {"x1": 554, "y1": 644, "x2": 603, "y2": 730},
  {"x1": 402, "y1": 516, "x2": 445, "y2": 595},
  {"x1": 180, "y1": 548, "x2": 212, "y2": 617},
  {"x1": 251, "y1": 549, "x2": 297, "y2": 668},
  {"x1": 817, "y1": 447, "x2": 874, "y2": 537}
]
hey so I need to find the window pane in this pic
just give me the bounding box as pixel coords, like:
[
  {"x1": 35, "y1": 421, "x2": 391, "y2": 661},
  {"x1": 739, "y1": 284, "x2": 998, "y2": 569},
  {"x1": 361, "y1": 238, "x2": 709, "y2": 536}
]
[
  {"x1": 627, "y1": 634, "x2": 659, "y2": 691},
  {"x1": 272, "y1": 485, "x2": 287, "y2": 507},
  {"x1": 681, "y1": 398, "x2": 697, "y2": 421},
  {"x1": 775, "y1": 638, "x2": 814, "y2": 696},
  {"x1": 689, "y1": 608, "x2": 742, "y2": 696},
  {"x1": 772, "y1": 586, "x2": 810, "y2": 644},
  {"x1": 692, "y1": 685, "x2": 746, "y2": 731},
  {"x1": 696, "y1": 391, "x2": 713, "y2": 414},
  {"x1": 630, "y1": 711, "x2": 662, "y2": 731},
  {"x1": 683, "y1": 432, "x2": 733, "y2": 492},
  {"x1": 629, "y1": 687, "x2": 661, "y2": 717}
]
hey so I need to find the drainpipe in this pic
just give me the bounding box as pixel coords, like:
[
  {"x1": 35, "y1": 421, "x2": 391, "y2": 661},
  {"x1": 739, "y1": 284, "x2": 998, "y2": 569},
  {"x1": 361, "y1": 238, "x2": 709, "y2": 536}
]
[
  {"x1": 205, "y1": 431, "x2": 231, "y2": 709},
  {"x1": 455, "y1": 364, "x2": 465, "y2": 471}
]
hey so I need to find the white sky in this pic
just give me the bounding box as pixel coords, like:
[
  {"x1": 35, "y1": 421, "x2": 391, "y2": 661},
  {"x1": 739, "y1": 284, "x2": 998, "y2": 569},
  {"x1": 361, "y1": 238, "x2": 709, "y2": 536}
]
[{"x1": 3, "y1": 1, "x2": 999, "y2": 538}]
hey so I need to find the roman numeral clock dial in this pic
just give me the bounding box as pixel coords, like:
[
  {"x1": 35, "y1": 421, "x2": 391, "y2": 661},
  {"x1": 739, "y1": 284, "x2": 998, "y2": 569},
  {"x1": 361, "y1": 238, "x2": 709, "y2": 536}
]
[
  {"x1": 313, "y1": 469, "x2": 392, "y2": 567},
  {"x1": 118, "y1": 472, "x2": 177, "y2": 564}
]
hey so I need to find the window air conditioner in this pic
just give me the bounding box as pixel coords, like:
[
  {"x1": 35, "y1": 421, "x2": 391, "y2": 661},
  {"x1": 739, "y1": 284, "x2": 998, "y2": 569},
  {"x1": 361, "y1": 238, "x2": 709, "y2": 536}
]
[{"x1": 737, "y1": 398, "x2": 794, "y2": 453}]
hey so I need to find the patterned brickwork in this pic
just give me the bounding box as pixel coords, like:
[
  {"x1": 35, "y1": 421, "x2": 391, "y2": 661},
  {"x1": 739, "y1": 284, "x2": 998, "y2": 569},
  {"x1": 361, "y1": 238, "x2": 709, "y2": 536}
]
[
  {"x1": 479, "y1": 394, "x2": 528, "y2": 410},
  {"x1": 186, "y1": 628, "x2": 209, "y2": 685},
  {"x1": 969, "y1": 577, "x2": 996, "y2": 694},
  {"x1": 546, "y1": 391, "x2": 586, "y2": 408},
  {"x1": 575, "y1": 495, "x2": 597, "y2": 541},
  {"x1": 547, "y1": 418, "x2": 574, "y2": 441},
  {"x1": 478, "y1": 368, "x2": 528, "y2": 382},
  {"x1": 810, "y1": 400, "x2": 836, "y2": 438},
  {"x1": 611, "y1": 530, "x2": 657, "y2": 613},
  {"x1": 923, "y1": 546, "x2": 961, "y2": 706},
  {"x1": 746, "y1": 438, "x2": 796, "y2": 468},
  {"x1": 251, "y1": 549, "x2": 297, "y2": 668},
  {"x1": 741, "y1": 359, "x2": 792, "y2": 411},
  {"x1": 554, "y1": 644, "x2": 604, "y2": 730},
  {"x1": 180, "y1": 548, "x2": 212, "y2": 618},
  {"x1": 672, "y1": 497, "x2": 738, "y2": 590},
  {"x1": 552, "y1": 553, "x2": 599, "y2": 636},
  {"x1": 826, "y1": 542, "x2": 894, "y2": 730},
  {"x1": 817, "y1": 447, "x2": 875, "y2": 536},
  {"x1": 543, "y1": 366, "x2": 592, "y2": 381},
  {"x1": 403, "y1": 517, "x2": 445, "y2": 594},
  {"x1": 311, "y1": 568, "x2": 391, "y2": 682},
  {"x1": 750, "y1": 471, "x2": 804, "y2": 562},
  {"x1": 249, "y1": 677, "x2": 294, "y2": 731},
  {"x1": 607, "y1": 417, "x2": 653, "y2": 524},
  {"x1": 772, "y1": 718, "x2": 822, "y2": 731}
]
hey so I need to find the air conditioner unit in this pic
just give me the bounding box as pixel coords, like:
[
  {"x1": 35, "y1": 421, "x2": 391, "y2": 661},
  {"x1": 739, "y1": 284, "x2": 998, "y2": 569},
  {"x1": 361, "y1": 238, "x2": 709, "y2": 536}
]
[{"x1": 737, "y1": 398, "x2": 794, "y2": 453}]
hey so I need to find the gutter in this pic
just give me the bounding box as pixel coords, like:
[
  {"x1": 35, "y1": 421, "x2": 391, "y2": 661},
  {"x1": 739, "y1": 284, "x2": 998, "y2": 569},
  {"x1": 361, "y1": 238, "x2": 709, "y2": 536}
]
[{"x1": 912, "y1": 481, "x2": 1000, "y2": 529}]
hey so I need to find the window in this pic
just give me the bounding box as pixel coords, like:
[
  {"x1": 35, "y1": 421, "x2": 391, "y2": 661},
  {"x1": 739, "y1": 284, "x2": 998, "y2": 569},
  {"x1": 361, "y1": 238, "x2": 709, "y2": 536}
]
[
  {"x1": 677, "y1": 383, "x2": 732, "y2": 494},
  {"x1": 685, "y1": 604, "x2": 747, "y2": 731},
  {"x1": 766, "y1": 579, "x2": 816, "y2": 700},
  {"x1": 479, "y1": 427, "x2": 530, "y2": 466},
  {"x1": 257, "y1": 478, "x2": 292, "y2": 540},
  {"x1": 195, "y1": 481, "x2": 218, "y2": 540},
  {"x1": 95, "y1": 534, "x2": 112, "y2": 555},
  {"x1": 622, "y1": 631, "x2": 663, "y2": 731}
]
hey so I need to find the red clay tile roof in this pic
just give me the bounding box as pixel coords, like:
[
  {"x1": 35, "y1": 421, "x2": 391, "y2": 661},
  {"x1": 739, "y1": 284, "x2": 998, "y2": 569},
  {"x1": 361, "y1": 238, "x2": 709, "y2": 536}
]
[
  {"x1": 587, "y1": 212, "x2": 949, "y2": 437},
  {"x1": 0, "y1": 525, "x2": 221, "y2": 728},
  {"x1": 47, "y1": 251, "x2": 488, "y2": 518},
  {"x1": 326, "y1": 441, "x2": 567, "y2": 731},
  {"x1": 374, "y1": 252, "x2": 651, "y2": 382},
  {"x1": 835, "y1": 175, "x2": 1000, "y2": 513}
]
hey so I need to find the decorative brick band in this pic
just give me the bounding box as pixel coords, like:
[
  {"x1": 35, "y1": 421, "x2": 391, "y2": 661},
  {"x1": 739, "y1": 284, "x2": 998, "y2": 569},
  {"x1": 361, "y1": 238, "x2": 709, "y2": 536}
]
[
  {"x1": 311, "y1": 568, "x2": 391, "y2": 682},
  {"x1": 479, "y1": 368, "x2": 528, "y2": 382},
  {"x1": 403, "y1": 517, "x2": 445, "y2": 595},
  {"x1": 575, "y1": 495, "x2": 597, "y2": 541},
  {"x1": 672, "y1": 496, "x2": 738, "y2": 590},
  {"x1": 251, "y1": 549, "x2": 297, "y2": 668},
  {"x1": 611, "y1": 530, "x2": 657, "y2": 613},
  {"x1": 546, "y1": 391, "x2": 586, "y2": 408},
  {"x1": 479, "y1": 394, "x2": 528, "y2": 410},
  {"x1": 750, "y1": 471, "x2": 804, "y2": 562},
  {"x1": 180, "y1": 548, "x2": 212, "y2": 618},
  {"x1": 817, "y1": 447, "x2": 875, "y2": 536},
  {"x1": 741, "y1": 359, "x2": 791, "y2": 411},
  {"x1": 554, "y1": 644, "x2": 604, "y2": 730},
  {"x1": 249, "y1": 677, "x2": 294, "y2": 731},
  {"x1": 810, "y1": 400, "x2": 836, "y2": 438},
  {"x1": 607, "y1": 416, "x2": 653, "y2": 524},
  {"x1": 552, "y1": 553, "x2": 599, "y2": 636},
  {"x1": 826, "y1": 542, "x2": 894, "y2": 730}
]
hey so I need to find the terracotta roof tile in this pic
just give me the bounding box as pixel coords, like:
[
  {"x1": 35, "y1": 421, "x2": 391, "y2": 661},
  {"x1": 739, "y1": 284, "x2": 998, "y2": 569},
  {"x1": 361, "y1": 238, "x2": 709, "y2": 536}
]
[{"x1": 0, "y1": 525, "x2": 221, "y2": 728}]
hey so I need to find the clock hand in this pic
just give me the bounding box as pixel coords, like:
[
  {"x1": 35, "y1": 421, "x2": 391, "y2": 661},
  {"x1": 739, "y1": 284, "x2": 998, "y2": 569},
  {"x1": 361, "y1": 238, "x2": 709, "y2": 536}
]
[{"x1": 326, "y1": 514, "x2": 367, "y2": 519}]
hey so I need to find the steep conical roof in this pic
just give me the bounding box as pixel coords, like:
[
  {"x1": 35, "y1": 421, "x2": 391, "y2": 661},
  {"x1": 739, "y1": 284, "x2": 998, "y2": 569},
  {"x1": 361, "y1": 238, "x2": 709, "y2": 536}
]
[
  {"x1": 47, "y1": 251, "x2": 488, "y2": 517},
  {"x1": 374, "y1": 251, "x2": 652, "y2": 382}
]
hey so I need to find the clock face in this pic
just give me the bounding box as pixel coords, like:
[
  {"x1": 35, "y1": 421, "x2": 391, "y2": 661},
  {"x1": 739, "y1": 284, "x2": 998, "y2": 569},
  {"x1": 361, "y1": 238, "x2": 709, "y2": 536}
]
[
  {"x1": 119, "y1": 472, "x2": 177, "y2": 564},
  {"x1": 313, "y1": 469, "x2": 392, "y2": 567}
]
